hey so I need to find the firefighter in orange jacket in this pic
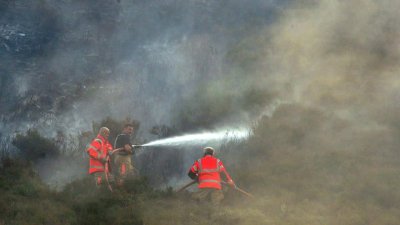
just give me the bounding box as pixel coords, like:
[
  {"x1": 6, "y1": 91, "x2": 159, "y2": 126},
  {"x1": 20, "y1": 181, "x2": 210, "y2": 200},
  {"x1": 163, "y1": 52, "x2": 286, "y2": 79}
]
[
  {"x1": 188, "y1": 147, "x2": 235, "y2": 205},
  {"x1": 86, "y1": 127, "x2": 114, "y2": 187}
]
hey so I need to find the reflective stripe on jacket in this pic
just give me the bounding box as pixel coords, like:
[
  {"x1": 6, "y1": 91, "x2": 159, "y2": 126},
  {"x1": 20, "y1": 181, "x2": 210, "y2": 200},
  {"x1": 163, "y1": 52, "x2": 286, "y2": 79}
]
[
  {"x1": 86, "y1": 135, "x2": 112, "y2": 174},
  {"x1": 190, "y1": 155, "x2": 226, "y2": 190}
]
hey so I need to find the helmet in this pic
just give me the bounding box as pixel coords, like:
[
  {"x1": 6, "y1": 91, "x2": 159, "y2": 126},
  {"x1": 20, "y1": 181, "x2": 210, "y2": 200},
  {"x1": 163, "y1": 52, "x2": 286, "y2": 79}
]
[{"x1": 203, "y1": 147, "x2": 215, "y2": 155}]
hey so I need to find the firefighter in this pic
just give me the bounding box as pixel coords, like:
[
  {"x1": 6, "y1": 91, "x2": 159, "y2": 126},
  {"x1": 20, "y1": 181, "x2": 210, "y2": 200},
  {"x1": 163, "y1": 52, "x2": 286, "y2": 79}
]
[
  {"x1": 188, "y1": 147, "x2": 235, "y2": 205},
  {"x1": 113, "y1": 123, "x2": 137, "y2": 187},
  {"x1": 86, "y1": 127, "x2": 114, "y2": 187}
]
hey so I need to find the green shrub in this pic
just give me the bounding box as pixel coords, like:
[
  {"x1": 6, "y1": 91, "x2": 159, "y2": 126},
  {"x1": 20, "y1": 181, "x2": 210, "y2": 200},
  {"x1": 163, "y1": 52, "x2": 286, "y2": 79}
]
[
  {"x1": 0, "y1": 158, "x2": 76, "y2": 225},
  {"x1": 71, "y1": 191, "x2": 143, "y2": 225}
]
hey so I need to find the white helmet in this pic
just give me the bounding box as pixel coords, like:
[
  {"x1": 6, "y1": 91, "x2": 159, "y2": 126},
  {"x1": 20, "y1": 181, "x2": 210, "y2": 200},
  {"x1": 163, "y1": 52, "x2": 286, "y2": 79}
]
[{"x1": 203, "y1": 147, "x2": 215, "y2": 155}]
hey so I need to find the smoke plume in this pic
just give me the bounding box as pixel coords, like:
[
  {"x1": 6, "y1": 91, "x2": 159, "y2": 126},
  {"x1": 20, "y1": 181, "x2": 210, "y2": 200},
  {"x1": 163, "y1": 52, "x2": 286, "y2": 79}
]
[{"x1": 2, "y1": 0, "x2": 400, "y2": 194}]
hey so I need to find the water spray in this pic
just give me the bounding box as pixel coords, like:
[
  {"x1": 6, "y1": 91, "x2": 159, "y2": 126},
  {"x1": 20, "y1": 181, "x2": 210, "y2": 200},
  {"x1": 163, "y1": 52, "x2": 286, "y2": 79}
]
[{"x1": 134, "y1": 128, "x2": 251, "y2": 148}]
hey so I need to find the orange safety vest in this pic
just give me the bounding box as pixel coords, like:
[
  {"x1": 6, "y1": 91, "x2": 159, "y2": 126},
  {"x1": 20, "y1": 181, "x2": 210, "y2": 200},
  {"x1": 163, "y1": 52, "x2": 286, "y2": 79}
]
[
  {"x1": 86, "y1": 135, "x2": 112, "y2": 174},
  {"x1": 190, "y1": 155, "x2": 232, "y2": 190}
]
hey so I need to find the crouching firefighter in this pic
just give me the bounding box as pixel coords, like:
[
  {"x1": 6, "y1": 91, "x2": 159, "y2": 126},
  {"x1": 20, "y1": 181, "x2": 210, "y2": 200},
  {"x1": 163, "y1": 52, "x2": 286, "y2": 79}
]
[
  {"x1": 188, "y1": 147, "x2": 235, "y2": 205},
  {"x1": 86, "y1": 127, "x2": 115, "y2": 188}
]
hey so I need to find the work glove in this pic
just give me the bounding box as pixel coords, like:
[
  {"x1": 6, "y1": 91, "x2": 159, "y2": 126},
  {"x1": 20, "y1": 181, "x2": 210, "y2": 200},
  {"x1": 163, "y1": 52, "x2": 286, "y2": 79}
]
[
  {"x1": 227, "y1": 179, "x2": 236, "y2": 188},
  {"x1": 101, "y1": 157, "x2": 108, "y2": 164}
]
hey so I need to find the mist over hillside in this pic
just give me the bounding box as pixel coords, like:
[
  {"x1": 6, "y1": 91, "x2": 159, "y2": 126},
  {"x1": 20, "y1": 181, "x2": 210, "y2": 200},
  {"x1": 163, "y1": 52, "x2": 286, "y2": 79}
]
[{"x1": 1, "y1": 0, "x2": 400, "y2": 223}]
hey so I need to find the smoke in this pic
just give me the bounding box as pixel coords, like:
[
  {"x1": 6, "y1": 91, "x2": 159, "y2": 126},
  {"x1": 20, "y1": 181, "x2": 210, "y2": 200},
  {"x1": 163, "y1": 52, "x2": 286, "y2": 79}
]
[
  {"x1": 2, "y1": 0, "x2": 400, "y2": 194},
  {"x1": 213, "y1": 3, "x2": 400, "y2": 217},
  {"x1": 0, "y1": 0, "x2": 287, "y2": 145},
  {"x1": 0, "y1": 0, "x2": 289, "y2": 188},
  {"x1": 255, "y1": 0, "x2": 400, "y2": 127}
]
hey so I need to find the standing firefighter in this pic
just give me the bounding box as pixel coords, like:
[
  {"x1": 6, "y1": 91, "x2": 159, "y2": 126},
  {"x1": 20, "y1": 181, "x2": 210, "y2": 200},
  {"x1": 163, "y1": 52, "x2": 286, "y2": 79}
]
[
  {"x1": 188, "y1": 147, "x2": 235, "y2": 205},
  {"x1": 86, "y1": 127, "x2": 114, "y2": 187},
  {"x1": 114, "y1": 124, "x2": 136, "y2": 187}
]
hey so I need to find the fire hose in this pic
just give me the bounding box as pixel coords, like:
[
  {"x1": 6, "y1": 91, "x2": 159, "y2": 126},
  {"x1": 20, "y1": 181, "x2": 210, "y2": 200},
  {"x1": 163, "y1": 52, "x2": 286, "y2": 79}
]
[
  {"x1": 176, "y1": 180, "x2": 254, "y2": 198},
  {"x1": 176, "y1": 180, "x2": 197, "y2": 193},
  {"x1": 104, "y1": 148, "x2": 124, "y2": 192},
  {"x1": 103, "y1": 146, "x2": 143, "y2": 192},
  {"x1": 104, "y1": 154, "x2": 113, "y2": 192},
  {"x1": 221, "y1": 181, "x2": 254, "y2": 198}
]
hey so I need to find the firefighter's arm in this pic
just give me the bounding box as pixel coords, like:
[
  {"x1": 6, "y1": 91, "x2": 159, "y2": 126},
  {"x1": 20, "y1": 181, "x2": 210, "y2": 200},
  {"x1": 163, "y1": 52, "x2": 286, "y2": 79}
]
[
  {"x1": 124, "y1": 143, "x2": 133, "y2": 154},
  {"x1": 104, "y1": 142, "x2": 117, "y2": 156},
  {"x1": 86, "y1": 141, "x2": 106, "y2": 163},
  {"x1": 219, "y1": 162, "x2": 235, "y2": 187},
  {"x1": 187, "y1": 161, "x2": 199, "y2": 181},
  {"x1": 108, "y1": 147, "x2": 124, "y2": 156}
]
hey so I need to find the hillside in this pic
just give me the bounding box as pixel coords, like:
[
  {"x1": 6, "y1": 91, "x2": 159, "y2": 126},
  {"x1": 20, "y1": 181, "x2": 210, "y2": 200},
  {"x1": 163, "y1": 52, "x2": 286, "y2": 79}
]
[
  {"x1": 2, "y1": 109, "x2": 400, "y2": 225},
  {"x1": 2, "y1": 0, "x2": 400, "y2": 224}
]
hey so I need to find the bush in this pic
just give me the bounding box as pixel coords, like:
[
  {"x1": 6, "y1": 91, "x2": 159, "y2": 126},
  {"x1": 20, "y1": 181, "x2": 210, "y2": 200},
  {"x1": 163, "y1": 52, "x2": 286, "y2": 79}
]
[
  {"x1": 12, "y1": 129, "x2": 59, "y2": 162},
  {"x1": 0, "y1": 158, "x2": 75, "y2": 225}
]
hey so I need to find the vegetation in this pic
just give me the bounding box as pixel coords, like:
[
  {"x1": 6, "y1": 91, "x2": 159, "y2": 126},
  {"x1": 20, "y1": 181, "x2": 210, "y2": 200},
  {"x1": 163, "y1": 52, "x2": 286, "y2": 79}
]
[
  {"x1": 2, "y1": 107, "x2": 400, "y2": 225},
  {"x1": 0, "y1": 158, "x2": 74, "y2": 225},
  {"x1": 2, "y1": 0, "x2": 400, "y2": 224},
  {"x1": 12, "y1": 129, "x2": 59, "y2": 162}
]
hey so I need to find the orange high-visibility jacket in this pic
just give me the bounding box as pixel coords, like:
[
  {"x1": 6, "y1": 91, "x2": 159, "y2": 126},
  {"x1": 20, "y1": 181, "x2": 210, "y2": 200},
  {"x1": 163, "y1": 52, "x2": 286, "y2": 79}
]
[
  {"x1": 189, "y1": 155, "x2": 232, "y2": 190},
  {"x1": 86, "y1": 135, "x2": 112, "y2": 174}
]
